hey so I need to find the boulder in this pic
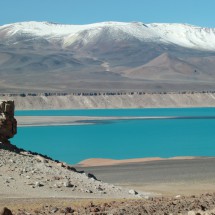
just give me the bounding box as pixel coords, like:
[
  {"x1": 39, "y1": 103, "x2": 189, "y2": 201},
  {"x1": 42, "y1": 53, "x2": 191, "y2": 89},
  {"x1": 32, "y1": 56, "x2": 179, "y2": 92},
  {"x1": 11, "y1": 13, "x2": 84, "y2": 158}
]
[
  {"x1": 0, "y1": 101, "x2": 17, "y2": 144},
  {"x1": 0, "y1": 207, "x2": 13, "y2": 215}
]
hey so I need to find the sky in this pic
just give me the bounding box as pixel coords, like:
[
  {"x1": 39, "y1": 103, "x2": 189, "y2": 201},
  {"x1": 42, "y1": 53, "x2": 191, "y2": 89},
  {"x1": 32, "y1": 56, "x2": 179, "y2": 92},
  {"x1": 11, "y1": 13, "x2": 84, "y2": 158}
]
[{"x1": 0, "y1": 0, "x2": 215, "y2": 28}]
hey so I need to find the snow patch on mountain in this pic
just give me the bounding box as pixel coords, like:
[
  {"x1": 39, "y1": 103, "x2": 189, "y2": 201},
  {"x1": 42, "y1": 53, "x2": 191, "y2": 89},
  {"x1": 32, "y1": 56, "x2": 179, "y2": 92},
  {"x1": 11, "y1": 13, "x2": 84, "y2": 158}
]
[
  {"x1": 1, "y1": 21, "x2": 215, "y2": 51},
  {"x1": 149, "y1": 23, "x2": 215, "y2": 51}
]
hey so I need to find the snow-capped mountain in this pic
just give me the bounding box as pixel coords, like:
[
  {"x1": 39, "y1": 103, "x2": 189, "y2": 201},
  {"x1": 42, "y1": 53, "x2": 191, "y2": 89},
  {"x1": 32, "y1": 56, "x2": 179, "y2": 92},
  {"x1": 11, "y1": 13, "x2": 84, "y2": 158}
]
[
  {"x1": 1, "y1": 21, "x2": 215, "y2": 51},
  {"x1": 0, "y1": 21, "x2": 215, "y2": 93}
]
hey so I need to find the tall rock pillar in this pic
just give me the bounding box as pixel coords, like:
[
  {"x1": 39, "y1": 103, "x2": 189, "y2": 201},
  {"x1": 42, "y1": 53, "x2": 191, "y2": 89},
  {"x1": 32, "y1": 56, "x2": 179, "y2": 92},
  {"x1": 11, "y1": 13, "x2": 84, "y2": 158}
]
[{"x1": 0, "y1": 100, "x2": 17, "y2": 144}]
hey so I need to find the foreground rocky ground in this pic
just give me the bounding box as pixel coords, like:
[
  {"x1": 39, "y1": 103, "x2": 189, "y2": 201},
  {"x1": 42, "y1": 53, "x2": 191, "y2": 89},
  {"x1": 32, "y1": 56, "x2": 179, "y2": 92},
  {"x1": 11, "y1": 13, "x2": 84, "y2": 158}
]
[
  {"x1": 1, "y1": 145, "x2": 215, "y2": 214},
  {"x1": 1, "y1": 193, "x2": 215, "y2": 214}
]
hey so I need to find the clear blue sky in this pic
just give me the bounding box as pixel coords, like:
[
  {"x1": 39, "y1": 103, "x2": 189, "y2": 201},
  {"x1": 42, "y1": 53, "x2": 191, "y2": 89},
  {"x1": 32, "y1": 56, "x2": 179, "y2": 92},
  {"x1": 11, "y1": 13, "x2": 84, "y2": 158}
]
[{"x1": 1, "y1": 0, "x2": 214, "y2": 27}]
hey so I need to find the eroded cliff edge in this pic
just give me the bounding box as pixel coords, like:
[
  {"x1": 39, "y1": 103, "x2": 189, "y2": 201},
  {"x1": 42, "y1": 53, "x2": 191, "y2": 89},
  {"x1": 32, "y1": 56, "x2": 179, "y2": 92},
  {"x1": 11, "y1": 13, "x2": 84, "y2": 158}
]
[{"x1": 1, "y1": 92, "x2": 215, "y2": 110}]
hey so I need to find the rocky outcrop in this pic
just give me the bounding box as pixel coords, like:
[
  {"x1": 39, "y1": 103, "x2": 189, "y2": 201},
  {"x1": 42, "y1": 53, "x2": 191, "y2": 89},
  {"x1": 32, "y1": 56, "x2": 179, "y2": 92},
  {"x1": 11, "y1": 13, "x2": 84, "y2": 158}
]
[
  {"x1": 0, "y1": 100, "x2": 17, "y2": 144},
  {"x1": 0, "y1": 207, "x2": 13, "y2": 215}
]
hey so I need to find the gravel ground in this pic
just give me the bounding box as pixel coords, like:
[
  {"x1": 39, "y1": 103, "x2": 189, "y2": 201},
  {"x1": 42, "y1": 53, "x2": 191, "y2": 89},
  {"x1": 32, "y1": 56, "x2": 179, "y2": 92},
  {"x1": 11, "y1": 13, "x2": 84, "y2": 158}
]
[{"x1": 0, "y1": 143, "x2": 151, "y2": 199}]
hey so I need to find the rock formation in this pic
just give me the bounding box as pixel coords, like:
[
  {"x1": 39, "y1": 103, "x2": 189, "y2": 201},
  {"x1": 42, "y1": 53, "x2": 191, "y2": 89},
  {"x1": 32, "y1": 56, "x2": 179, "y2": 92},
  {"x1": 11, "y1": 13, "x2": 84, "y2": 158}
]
[
  {"x1": 0, "y1": 100, "x2": 17, "y2": 144},
  {"x1": 0, "y1": 207, "x2": 13, "y2": 215}
]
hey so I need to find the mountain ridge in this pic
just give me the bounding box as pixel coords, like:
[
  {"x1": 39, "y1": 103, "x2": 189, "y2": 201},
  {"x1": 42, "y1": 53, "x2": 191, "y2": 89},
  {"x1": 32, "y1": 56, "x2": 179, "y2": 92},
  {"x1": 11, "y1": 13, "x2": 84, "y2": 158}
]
[{"x1": 0, "y1": 21, "x2": 215, "y2": 93}]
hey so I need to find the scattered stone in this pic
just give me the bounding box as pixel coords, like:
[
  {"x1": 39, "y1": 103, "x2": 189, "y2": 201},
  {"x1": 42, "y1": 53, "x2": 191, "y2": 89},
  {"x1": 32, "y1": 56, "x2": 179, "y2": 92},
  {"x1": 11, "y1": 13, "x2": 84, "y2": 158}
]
[
  {"x1": 36, "y1": 155, "x2": 48, "y2": 163},
  {"x1": 129, "y1": 189, "x2": 138, "y2": 195},
  {"x1": 53, "y1": 184, "x2": 61, "y2": 188},
  {"x1": 63, "y1": 181, "x2": 73, "y2": 188},
  {"x1": 188, "y1": 211, "x2": 196, "y2": 215},
  {"x1": 57, "y1": 162, "x2": 65, "y2": 168},
  {"x1": 66, "y1": 165, "x2": 76, "y2": 172},
  {"x1": 50, "y1": 207, "x2": 58, "y2": 213},
  {"x1": 85, "y1": 189, "x2": 93, "y2": 193},
  {"x1": 22, "y1": 168, "x2": 27, "y2": 173},
  {"x1": 35, "y1": 181, "x2": 44, "y2": 187},
  {"x1": 90, "y1": 207, "x2": 100, "y2": 213},
  {"x1": 53, "y1": 176, "x2": 61, "y2": 180},
  {"x1": 64, "y1": 207, "x2": 74, "y2": 214},
  {"x1": 97, "y1": 186, "x2": 104, "y2": 191}
]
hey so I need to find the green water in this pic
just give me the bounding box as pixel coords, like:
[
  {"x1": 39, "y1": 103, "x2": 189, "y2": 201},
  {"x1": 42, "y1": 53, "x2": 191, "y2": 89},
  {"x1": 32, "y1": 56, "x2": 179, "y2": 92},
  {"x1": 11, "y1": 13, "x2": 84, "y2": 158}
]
[{"x1": 12, "y1": 108, "x2": 215, "y2": 164}]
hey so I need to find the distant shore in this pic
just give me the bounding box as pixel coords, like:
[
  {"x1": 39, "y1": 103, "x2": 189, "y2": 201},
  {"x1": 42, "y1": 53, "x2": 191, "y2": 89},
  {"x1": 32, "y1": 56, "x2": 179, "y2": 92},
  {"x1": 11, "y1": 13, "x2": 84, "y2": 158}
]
[{"x1": 1, "y1": 91, "x2": 215, "y2": 110}]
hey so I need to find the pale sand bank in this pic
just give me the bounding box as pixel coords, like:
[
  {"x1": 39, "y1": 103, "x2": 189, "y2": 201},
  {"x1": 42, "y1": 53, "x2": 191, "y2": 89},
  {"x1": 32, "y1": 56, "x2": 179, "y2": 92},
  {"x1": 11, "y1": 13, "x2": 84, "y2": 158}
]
[
  {"x1": 78, "y1": 157, "x2": 196, "y2": 167},
  {"x1": 16, "y1": 115, "x2": 215, "y2": 127},
  {"x1": 16, "y1": 116, "x2": 163, "y2": 127}
]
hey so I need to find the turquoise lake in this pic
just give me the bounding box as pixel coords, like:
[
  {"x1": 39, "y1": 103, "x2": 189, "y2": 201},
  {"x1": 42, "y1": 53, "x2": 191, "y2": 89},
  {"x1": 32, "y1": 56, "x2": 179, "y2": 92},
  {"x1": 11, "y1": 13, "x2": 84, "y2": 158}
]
[{"x1": 12, "y1": 108, "x2": 215, "y2": 164}]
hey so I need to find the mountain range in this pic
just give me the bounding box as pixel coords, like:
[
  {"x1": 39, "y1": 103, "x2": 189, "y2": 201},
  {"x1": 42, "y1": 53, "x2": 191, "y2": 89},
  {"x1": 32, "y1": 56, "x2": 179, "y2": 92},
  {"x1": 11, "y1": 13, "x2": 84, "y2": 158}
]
[{"x1": 0, "y1": 21, "x2": 215, "y2": 93}]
